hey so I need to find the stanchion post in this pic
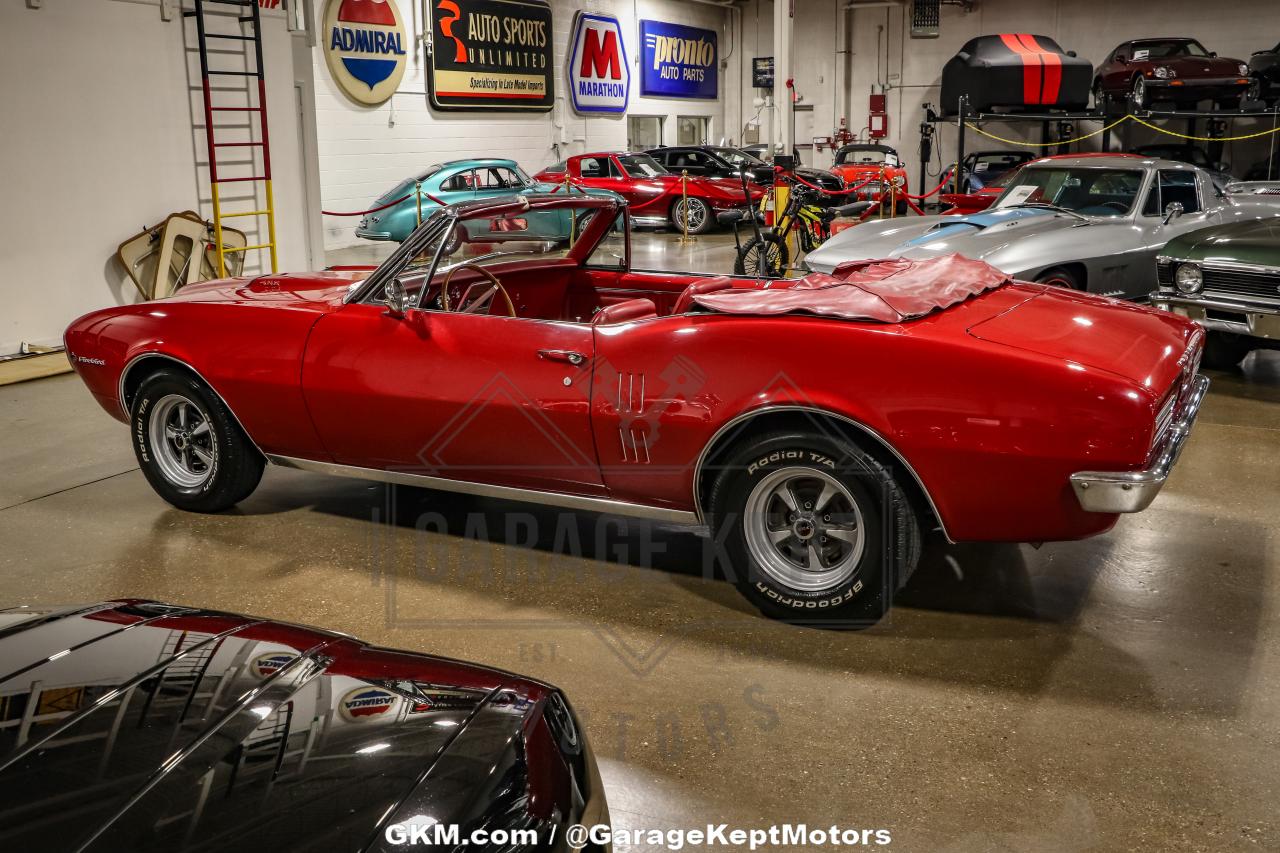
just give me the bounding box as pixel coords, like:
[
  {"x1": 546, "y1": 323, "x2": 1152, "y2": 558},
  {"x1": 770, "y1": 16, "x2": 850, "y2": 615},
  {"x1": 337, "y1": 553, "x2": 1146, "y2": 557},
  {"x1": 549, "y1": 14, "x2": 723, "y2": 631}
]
[
  {"x1": 415, "y1": 180, "x2": 423, "y2": 226},
  {"x1": 677, "y1": 169, "x2": 696, "y2": 245}
]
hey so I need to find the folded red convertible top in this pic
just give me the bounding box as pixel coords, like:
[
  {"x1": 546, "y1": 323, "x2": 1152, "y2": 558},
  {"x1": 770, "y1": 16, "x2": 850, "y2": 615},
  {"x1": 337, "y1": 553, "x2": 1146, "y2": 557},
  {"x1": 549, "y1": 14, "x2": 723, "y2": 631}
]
[{"x1": 693, "y1": 254, "x2": 1011, "y2": 322}]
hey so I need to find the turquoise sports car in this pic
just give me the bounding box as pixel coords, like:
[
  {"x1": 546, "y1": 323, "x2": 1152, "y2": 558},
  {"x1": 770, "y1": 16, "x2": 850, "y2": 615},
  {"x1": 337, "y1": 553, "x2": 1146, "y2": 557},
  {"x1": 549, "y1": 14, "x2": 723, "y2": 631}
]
[{"x1": 356, "y1": 158, "x2": 607, "y2": 242}]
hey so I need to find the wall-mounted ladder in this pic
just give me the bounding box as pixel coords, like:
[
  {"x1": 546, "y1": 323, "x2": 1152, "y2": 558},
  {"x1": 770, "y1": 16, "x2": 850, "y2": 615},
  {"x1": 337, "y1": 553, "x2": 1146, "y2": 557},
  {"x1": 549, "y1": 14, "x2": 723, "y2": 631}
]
[{"x1": 186, "y1": 0, "x2": 278, "y2": 277}]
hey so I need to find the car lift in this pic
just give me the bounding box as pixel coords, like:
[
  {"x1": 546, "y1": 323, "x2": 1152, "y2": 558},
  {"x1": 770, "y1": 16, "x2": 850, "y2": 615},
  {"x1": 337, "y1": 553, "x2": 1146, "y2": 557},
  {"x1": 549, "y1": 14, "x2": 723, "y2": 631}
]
[
  {"x1": 185, "y1": 0, "x2": 278, "y2": 277},
  {"x1": 923, "y1": 96, "x2": 1280, "y2": 193}
]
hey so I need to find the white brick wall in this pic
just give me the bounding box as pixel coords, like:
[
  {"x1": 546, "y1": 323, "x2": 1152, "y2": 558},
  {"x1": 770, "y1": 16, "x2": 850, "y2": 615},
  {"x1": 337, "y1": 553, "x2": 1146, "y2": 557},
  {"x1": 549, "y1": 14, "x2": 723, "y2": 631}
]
[
  {"x1": 313, "y1": 0, "x2": 735, "y2": 249},
  {"x1": 0, "y1": 0, "x2": 319, "y2": 355}
]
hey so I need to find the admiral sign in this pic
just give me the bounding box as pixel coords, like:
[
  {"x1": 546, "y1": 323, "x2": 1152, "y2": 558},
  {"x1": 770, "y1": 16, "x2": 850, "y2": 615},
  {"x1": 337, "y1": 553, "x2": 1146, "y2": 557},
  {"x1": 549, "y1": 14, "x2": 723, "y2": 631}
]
[
  {"x1": 639, "y1": 20, "x2": 718, "y2": 100},
  {"x1": 323, "y1": 0, "x2": 409, "y2": 106},
  {"x1": 428, "y1": 0, "x2": 554, "y2": 111},
  {"x1": 568, "y1": 12, "x2": 629, "y2": 113}
]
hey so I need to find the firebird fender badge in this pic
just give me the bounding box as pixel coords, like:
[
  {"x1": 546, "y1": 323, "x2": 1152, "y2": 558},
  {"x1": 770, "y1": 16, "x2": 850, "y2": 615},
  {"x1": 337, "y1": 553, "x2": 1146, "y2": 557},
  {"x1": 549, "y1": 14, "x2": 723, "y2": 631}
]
[{"x1": 72, "y1": 353, "x2": 106, "y2": 366}]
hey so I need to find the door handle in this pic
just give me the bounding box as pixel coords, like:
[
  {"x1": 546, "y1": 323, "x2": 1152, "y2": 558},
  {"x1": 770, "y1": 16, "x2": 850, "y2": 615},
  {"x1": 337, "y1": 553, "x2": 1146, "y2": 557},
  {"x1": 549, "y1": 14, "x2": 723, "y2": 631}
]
[{"x1": 538, "y1": 349, "x2": 587, "y2": 366}]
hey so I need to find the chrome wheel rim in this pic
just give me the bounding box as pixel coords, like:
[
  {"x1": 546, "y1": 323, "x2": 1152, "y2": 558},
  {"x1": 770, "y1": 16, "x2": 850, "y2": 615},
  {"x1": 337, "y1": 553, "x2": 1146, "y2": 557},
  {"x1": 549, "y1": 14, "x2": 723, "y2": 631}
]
[
  {"x1": 743, "y1": 467, "x2": 866, "y2": 593},
  {"x1": 1131, "y1": 78, "x2": 1145, "y2": 108},
  {"x1": 149, "y1": 394, "x2": 216, "y2": 489},
  {"x1": 675, "y1": 199, "x2": 706, "y2": 231}
]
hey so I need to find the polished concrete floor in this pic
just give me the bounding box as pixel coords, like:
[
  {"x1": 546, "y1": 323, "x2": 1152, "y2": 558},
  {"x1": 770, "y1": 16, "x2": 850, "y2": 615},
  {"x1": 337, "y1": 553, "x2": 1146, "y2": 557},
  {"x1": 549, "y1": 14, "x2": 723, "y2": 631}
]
[{"x1": 4, "y1": 238, "x2": 1280, "y2": 849}]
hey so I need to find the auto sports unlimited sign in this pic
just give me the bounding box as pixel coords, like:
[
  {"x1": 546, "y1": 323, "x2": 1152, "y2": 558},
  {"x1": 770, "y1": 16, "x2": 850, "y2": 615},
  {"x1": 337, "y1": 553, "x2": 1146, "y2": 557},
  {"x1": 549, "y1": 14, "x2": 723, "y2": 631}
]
[
  {"x1": 322, "y1": 0, "x2": 409, "y2": 106},
  {"x1": 639, "y1": 19, "x2": 718, "y2": 99},
  {"x1": 428, "y1": 0, "x2": 554, "y2": 111},
  {"x1": 568, "y1": 12, "x2": 629, "y2": 113}
]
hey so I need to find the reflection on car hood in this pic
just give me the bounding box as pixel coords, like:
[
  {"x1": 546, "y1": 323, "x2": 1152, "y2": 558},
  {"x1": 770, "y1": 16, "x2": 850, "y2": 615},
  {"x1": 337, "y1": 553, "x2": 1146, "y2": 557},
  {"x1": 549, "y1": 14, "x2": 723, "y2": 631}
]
[{"x1": 0, "y1": 601, "x2": 577, "y2": 853}]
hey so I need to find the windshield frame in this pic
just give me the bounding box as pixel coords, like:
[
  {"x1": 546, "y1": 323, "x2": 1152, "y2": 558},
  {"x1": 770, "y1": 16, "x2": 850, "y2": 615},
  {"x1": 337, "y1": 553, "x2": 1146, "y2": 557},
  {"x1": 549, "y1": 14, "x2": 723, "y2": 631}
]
[{"x1": 991, "y1": 165, "x2": 1150, "y2": 218}]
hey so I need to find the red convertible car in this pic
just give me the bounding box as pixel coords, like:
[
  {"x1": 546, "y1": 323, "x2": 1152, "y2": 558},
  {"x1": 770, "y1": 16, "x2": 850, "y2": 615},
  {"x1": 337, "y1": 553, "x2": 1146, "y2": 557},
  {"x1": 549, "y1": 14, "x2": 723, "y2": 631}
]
[
  {"x1": 66, "y1": 194, "x2": 1208, "y2": 627},
  {"x1": 534, "y1": 152, "x2": 763, "y2": 234}
]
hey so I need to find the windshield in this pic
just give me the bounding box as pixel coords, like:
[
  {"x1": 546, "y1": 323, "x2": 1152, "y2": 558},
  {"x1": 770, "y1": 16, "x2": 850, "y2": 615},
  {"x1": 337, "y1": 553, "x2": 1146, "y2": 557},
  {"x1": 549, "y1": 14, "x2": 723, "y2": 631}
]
[
  {"x1": 365, "y1": 203, "x2": 611, "y2": 310},
  {"x1": 617, "y1": 154, "x2": 667, "y2": 178},
  {"x1": 993, "y1": 167, "x2": 1146, "y2": 216},
  {"x1": 714, "y1": 148, "x2": 766, "y2": 167},
  {"x1": 836, "y1": 147, "x2": 897, "y2": 166},
  {"x1": 1130, "y1": 40, "x2": 1208, "y2": 59}
]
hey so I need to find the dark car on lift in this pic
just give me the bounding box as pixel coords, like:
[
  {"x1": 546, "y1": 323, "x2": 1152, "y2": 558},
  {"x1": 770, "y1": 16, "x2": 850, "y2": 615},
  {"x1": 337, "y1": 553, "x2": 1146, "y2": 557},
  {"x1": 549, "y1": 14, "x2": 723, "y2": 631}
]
[
  {"x1": 1093, "y1": 38, "x2": 1253, "y2": 110},
  {"x1": 0, "y1": 600, "x2": 609, "y2": 853},
  {"x1": 940, "y1": 34, "x2": 1093, "y2": 115},
  {"x1": 1248, "y1": 40, "x2": 1280, "y2": 106},
  {"x1": 648, "y1": 145, "x2": 850, "y2": 204},
  {"x1": 1130, "y1": 143, "x2": 1235, "y2": 185}
]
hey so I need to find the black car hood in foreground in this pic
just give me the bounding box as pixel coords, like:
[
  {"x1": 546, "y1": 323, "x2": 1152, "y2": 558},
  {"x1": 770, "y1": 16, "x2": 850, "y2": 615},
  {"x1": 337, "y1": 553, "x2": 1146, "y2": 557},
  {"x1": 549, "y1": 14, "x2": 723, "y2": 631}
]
[{"x1": 0, "y1": 601, "x2": 605, "y2": 852}]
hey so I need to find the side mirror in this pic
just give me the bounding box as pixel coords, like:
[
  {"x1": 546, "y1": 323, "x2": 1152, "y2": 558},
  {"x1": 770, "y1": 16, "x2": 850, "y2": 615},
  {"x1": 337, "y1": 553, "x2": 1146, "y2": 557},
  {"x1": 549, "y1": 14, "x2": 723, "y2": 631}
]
[
  {"x1": 1116, "y1": 55, "x2": 1128, "y2": 65},
  {"x1": 1216, "y1": 161, "x2": 1231, "y2": 172},
  {"x1": 1067, "y1": 50, "x2": 1078, "y2": 58},
  {"x1": 1162, "y1": 201, "x2": 1184, "y2": 224},
  {"x1": 1209, "y1": 51, "x2": 1218, "y2": 58},
  {"x1": 383, "y1": 278, "x2": 408, "y2": 318}
]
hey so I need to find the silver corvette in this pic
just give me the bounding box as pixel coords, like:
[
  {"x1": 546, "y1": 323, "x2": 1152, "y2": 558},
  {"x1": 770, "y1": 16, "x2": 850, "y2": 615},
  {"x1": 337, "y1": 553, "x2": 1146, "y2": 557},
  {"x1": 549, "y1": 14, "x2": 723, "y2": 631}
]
[{"x1": 804, "y1": 155, "x2": 1280, "y2": 300}]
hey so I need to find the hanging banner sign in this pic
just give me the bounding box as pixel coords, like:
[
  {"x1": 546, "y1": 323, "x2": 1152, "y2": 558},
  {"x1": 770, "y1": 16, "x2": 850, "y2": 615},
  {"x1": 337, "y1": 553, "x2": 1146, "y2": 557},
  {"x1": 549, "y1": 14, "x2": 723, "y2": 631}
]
[
  {"x1": 568, "y1": 12, "x2": 629, "y2": 113},
  {"x1": 428, "y1": 0, "x2": 554, "y2": 112},
  {"x1": 639, "y1": 20, "x2": 718, "y2": 100},
  {"x1": 323, "y1": 0, "x2": 409, "y2": 106}
]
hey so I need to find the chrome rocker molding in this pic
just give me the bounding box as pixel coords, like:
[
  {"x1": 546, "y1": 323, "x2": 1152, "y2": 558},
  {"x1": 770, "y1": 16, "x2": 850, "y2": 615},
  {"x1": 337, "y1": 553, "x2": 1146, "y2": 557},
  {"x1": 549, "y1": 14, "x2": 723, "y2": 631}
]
[
  {"x1": 1071, "y1": 374, "x2": 1210, "y2": 514},
  {"x1": 266, "y1": 455, "x2": 700, "y2": 525},
  {"x1": 690, "y1": 404, "x2": 954, "y2": 543}
]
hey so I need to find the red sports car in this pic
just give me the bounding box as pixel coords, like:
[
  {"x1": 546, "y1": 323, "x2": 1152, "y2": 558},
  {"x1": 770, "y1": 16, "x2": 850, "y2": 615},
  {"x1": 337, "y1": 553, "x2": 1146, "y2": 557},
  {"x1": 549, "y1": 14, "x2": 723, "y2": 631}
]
[
  {"x1": 1094, "y1": 38, "x2": 1252, "y2": 110},
  {"x1": 534, "y1": 152, "x2": 763, "y2": 234},
  {"x1": 65, "y1": 194, "x2": 1208, "y2": 627},
  {"x1": 830, "y1": 144, "x2": 909, "y2": 214}
]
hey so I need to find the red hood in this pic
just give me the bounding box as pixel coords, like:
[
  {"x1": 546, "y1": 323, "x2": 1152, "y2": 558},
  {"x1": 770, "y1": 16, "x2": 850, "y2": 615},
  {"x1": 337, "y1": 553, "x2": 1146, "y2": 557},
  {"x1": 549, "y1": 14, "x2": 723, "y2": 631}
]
[{"x1": 167, "y1": 270, "x2": 370, "y2": 310}]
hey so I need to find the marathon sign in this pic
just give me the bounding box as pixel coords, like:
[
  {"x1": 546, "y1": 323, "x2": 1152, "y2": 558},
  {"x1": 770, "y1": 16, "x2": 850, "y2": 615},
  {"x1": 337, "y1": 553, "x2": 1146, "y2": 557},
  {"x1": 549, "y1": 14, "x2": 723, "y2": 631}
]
[
  {"x1": 639, "y1": 20, "x2": 718, "y2": 100},
  {"x1": 568, "y1": 12, "x2": 629, "y2": 113},
  {"x1": 428, "y1": 0, "x2": 554, "y2": 112}
]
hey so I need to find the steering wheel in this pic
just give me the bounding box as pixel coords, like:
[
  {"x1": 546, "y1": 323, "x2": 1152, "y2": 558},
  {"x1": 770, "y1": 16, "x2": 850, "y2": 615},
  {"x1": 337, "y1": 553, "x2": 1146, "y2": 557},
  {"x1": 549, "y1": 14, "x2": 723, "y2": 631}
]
[{"x1": 440, "y1": 263, "x2": 516, "y2": 317}]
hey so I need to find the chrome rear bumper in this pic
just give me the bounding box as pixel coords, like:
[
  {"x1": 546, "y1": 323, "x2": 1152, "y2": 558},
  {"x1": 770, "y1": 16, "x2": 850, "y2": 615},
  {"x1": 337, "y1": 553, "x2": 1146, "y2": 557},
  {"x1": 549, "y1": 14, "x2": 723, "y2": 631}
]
[{"x1": 1070, "y1": 374, "x2": 1210, "y2": 513}]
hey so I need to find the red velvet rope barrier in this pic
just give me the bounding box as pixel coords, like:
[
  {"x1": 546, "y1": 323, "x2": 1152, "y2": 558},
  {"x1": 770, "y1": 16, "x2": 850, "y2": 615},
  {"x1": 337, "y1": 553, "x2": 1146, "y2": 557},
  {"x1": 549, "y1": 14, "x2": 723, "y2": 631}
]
[{"x1": 896, "y1": 169, "x2": 955, "y2": 201}]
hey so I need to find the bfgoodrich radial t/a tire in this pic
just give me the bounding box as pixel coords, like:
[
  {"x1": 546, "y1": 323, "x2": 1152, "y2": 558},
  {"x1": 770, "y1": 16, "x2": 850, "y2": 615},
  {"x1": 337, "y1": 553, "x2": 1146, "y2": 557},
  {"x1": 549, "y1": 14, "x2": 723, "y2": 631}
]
[
  {"x1": 131, "y1": 368, "x2": 264, "y2": 512},
  {"x1": 708, "y1": 430, "x2": 921, "y2": 628}
]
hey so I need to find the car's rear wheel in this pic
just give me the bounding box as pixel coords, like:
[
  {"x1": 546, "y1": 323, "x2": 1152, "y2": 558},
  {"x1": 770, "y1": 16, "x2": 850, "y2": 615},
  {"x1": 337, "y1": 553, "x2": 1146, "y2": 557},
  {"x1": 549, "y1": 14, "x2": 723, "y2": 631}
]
[
  {"x1": 708, "y1": 430, "x2": 921, "y2": 628},
  {"x1": 1092, "y1": 79, "x2": 1108, "y2": 110},
  {"x1": 1036, "y1": 266, "x2": 1084, "y2": 291},
  {"x1": 1201, "y1": 332, "x2": 1254, "y2": 371},
  {"x1": 131, "y1": 368, "x2": 264, "y2": 512},
  {"x1": 670, "y1": 197, "x2": 713, "y2": 234}
]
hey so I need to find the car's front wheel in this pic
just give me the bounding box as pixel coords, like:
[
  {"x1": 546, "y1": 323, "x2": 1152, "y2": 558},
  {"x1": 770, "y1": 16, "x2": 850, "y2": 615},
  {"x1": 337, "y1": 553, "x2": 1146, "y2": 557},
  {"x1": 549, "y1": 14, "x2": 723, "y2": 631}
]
[
  {"x1": 131, "y1": 368, "x2": 264, "y2": 512},
  {"x1": 708, "y1": 430, "x2": 921, "y2": 628},
  {"x1": 1200, "y1": 332, "x2": 1254, "y2": 371},
  {"x1": 1129, "y1": 76, "x2": 1148, "y2": 111}
]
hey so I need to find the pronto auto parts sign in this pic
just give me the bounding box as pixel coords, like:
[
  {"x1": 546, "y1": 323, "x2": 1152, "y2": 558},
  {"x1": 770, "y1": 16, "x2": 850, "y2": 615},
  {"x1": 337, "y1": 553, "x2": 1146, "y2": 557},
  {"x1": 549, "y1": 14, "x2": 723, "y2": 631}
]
[
  {"x1": 428, "y1": 0, "x2": 554, "y2": 111},
  {"x1": 639, "y1": 19, "x2": 718, "y2": 100},
  {"x1": 322, "y1": 0, "x2": 409, "y2": 106},
  {"x1": 568, "y1": 12, "x2": 629, "y2": 113}
]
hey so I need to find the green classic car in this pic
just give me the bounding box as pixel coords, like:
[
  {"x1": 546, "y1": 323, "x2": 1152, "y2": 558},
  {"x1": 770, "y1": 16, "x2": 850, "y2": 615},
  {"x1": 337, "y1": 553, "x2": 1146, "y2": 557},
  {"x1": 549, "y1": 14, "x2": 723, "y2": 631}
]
[{"x1": 1153, "y1": 213, "x2": 1280, "y2": 368}]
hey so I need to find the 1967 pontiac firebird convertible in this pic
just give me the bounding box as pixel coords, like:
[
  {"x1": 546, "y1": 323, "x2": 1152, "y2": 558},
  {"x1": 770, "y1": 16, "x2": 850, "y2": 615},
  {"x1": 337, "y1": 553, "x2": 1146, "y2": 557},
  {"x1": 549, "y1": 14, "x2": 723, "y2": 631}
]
[{"x1": 66, "y1": 194, "x2": 1209, "y2": 626}]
